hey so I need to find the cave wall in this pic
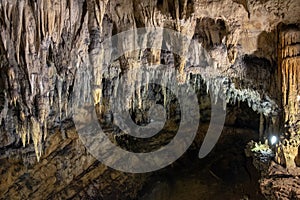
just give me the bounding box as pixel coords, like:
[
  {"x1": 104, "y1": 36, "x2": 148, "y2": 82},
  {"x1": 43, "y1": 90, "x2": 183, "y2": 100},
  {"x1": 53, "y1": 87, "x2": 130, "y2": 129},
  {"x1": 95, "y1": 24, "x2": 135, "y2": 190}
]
[{"x1": 256, "y1": 25, "x2": 300, "y2": 200}]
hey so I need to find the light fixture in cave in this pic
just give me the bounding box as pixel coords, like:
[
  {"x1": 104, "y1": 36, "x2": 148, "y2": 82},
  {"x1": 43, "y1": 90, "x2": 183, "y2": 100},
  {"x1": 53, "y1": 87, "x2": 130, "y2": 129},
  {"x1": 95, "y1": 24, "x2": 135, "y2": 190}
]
[{"x1": 270, "y1": 135, "x2": 278, "y2": 145}]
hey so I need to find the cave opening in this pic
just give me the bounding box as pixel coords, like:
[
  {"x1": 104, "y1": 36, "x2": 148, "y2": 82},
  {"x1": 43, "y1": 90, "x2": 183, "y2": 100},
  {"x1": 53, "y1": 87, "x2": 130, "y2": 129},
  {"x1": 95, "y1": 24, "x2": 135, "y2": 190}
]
[
  {"x1": 93, "y1": 69, "x2": 265, "y2": 199},
  {"x1": 134, "y1": 97, "x2": 264, "y2": 200}
]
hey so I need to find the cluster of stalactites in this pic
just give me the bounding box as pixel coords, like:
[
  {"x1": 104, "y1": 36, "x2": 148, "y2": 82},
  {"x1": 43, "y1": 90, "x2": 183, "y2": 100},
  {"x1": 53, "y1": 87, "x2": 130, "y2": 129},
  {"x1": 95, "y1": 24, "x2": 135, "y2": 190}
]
[
  {"x1": 85, "y1": 60, "x2": 278, "y2": 125},
  {"x1": 0, "y1": 0, "x2": 100, "y2": 161},
  {"x1": 280, "y1": 28, "x2": 300, "y2": 135},
  {"x1": 0, "y1": 64, "x2": 67, "y2": 161},
  {"x1": 203, "y1": 76, "x2": 278, "y2": 116}
]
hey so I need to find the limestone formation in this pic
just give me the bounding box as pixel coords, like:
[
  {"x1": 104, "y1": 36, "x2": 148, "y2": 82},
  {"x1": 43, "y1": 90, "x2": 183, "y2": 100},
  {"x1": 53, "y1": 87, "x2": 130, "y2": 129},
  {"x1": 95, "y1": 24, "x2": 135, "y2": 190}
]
[{"x1": 0, "y1": 0, "x2": 299, "y2": 199}]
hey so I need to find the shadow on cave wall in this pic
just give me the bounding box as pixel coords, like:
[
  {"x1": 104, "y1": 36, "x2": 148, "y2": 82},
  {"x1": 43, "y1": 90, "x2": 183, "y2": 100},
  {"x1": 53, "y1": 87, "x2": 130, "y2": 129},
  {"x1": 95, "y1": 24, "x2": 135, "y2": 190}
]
[
  {"x1": 156, "y1": 0, "x2": 195, "y2": 20},
  {"x1": 242, "y1": 28, "x2": 277, "y2": 93},
  {"x1": 193, "y1": 17, "x2": 228, "y2": 51}
]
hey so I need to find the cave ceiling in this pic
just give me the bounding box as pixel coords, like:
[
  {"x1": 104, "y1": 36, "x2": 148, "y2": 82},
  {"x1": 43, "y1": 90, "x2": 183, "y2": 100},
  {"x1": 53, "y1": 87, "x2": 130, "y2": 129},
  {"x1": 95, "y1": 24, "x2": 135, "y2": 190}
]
[{"x1": 0, "y1": 0, "x2": 299, "y2": 171}]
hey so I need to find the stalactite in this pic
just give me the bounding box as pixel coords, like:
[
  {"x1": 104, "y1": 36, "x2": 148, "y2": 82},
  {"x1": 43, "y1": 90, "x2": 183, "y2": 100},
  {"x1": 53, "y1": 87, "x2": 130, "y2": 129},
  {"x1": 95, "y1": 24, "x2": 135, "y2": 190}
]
[
  {"x1": 30, "y1": 117, "x2": 42, "y2": 161},
  {"x1": 57, "y1": 75, "x2": 63, "y2": 121},
  {"x1": 0, "y1": 0, "x2": 93, "y2": 161},
  {"x1": 19, "y1": 125, "x2": 27, "y2": 147},
  {"x1": 259, "y1": 113, "x2": 264, "y2": 140},
  {"x1": 201, "y1": 76, "x2": 277, "y2": 117}
]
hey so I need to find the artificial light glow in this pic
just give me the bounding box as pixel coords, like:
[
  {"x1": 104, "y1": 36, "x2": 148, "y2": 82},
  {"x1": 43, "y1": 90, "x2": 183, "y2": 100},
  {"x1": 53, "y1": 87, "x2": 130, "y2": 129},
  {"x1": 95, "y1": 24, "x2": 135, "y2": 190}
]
[{"x1": 270, "y1": 135, "x2": 277, "y2": 145}]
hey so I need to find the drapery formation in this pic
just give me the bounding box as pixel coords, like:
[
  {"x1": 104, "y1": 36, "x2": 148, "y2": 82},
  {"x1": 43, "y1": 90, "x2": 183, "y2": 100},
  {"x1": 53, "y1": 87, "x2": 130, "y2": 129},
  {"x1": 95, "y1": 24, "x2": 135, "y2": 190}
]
[{"x1": 280, "y1": 27, "x2": 300, "y2": 135}]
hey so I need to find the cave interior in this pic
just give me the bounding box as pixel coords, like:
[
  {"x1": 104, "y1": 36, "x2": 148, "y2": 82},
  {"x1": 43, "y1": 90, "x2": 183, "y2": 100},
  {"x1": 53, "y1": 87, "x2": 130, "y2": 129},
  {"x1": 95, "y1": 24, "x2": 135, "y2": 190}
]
[{"x1": 0, "y1": 0, "x2": 299, "y2": 199}]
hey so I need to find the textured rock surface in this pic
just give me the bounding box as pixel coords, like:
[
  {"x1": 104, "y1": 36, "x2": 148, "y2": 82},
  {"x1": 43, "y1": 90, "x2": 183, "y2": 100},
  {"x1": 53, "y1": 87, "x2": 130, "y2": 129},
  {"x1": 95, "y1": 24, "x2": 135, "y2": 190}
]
[
  {"x1": 0, "y1": 113, "x2": 265, "y2": 200},
  {"x1": 0, "y1": 124, "x2": 148, "y2": 200},
  {"x1": 0, "y1": 0, "x2": 300, "y2": 199},
  {"x1": 260, "y1": 161, "x2": 300, "y2": 200}
]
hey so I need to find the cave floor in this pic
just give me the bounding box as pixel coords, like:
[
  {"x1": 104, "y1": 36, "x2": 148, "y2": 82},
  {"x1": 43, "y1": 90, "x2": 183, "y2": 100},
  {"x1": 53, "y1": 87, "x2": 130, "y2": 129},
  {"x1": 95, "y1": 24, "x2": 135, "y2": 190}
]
[{"x1": 138, "y1": 127, "x2": 265, "y2": 200}]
